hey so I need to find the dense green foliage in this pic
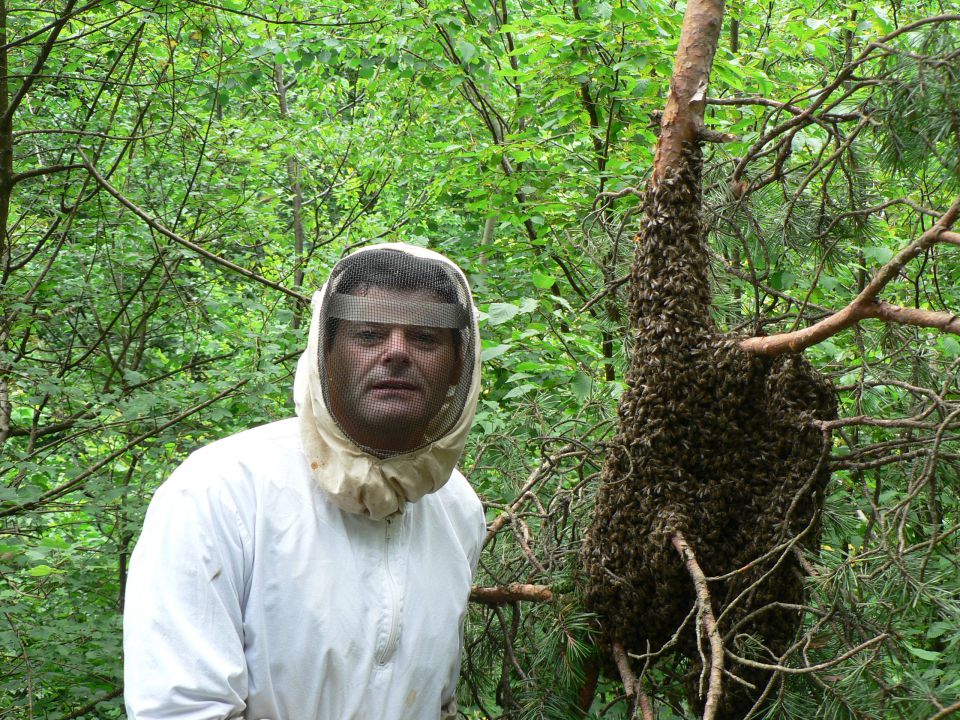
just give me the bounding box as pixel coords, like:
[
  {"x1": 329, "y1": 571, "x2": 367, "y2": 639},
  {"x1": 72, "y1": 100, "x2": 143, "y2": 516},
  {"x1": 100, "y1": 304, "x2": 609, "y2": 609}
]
[{"x1": 1, "y1": 0, "x2": 958, "y2": 718}]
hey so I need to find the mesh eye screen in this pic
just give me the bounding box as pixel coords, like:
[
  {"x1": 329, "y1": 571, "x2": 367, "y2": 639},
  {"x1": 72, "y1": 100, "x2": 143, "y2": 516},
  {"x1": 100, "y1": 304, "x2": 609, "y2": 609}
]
[{"x1": 327, "y1": 293, "x2": 468, "y2": 329}]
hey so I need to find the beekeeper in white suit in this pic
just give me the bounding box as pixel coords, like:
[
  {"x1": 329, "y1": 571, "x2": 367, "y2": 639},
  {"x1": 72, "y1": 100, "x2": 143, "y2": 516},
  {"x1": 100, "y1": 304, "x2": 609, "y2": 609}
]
[{"x1": 123, "y1": 244, "x2": 485, "y2": 720}]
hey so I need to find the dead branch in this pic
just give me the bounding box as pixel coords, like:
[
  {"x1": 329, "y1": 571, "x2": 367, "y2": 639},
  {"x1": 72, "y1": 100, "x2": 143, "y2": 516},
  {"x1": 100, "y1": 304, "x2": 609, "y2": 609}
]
[
  {"x1": 672, "y1": 531, "x2": 725, "y2": 720},
  {"x1": 725, "y1": 634, "x2": 887, "y2": 674},
  {"x1": 470, "y1": 583, "x2": 553, "y2": 605},
  {"x1": 612, "y1": 640, "x2": 655, "y2": 720},
  {"x1": 483, "y1": 444, "x2": 578, "y2": 547}
]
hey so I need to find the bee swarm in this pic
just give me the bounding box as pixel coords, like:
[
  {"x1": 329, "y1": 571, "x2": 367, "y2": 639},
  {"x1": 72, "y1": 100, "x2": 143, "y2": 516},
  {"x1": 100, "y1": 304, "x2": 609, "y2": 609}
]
[{"x1": 581, "y1": 147, "x2": 837, "y2": 719}]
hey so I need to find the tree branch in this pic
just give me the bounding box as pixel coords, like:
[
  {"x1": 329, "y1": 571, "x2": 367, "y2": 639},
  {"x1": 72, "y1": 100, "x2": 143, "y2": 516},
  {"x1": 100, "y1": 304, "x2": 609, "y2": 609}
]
[
  {"x1": 725, "y1": 634, "x2": 886, "y2": 674},
  {"x1": 10, "y1": 163, "x2": 85, "y2": 184},
  {"x1": 672, "y1": 531, "x2": 725, "y2": 720},
  {"x1": 470, "y1": 583, "x2": 553, "y2": 604},
  {"x1": 76, "y1": 148, "x2": 308, "y2": 304},
  {"x1": 653, "y1": 0, "x2": 726, "y2": 184},
  {"x1": 928, "y1": 700, "x2": 960, "y2": 720},
  {"x1": 741, "y1": 195, "x2": 960, "y2": 355},
  {"x1": 612, "y1": 640, "x2": 655, "y2": 720}
]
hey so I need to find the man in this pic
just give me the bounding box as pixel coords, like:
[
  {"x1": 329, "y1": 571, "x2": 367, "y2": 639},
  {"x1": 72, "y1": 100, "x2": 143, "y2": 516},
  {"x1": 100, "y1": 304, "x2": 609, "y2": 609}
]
[{"x1": 123, "y1": 244, "x2": 485, "y2": 720}]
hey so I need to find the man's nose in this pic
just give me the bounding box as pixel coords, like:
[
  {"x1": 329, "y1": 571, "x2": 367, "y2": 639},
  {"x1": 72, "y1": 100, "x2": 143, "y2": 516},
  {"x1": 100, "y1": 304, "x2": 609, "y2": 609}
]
[{"x1": 381, "y1": 328, "x2": 412, "y2": 364}]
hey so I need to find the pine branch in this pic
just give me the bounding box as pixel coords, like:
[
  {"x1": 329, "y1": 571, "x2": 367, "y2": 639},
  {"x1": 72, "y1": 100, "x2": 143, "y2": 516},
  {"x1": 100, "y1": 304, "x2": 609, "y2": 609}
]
[{"x1": 741, "y1": 195, "x2": 960, "y2": 355}]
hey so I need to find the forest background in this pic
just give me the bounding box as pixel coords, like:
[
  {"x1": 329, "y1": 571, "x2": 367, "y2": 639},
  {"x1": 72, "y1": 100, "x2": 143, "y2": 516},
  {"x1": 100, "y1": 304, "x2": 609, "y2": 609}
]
[{"x1": 1, "y1": 0, "x2": 958, "y2": 718}]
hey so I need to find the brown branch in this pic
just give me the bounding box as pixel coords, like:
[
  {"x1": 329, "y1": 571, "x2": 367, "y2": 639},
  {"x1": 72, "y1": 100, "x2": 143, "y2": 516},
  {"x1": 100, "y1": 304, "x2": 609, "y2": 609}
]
[
  {"x1": 469, "y1": 583, "x2": 552, "y2": 605},
  {"x1": 653, "y1": 0, "x2": 726, "y2": 184},
  {"x1": 612, "y1": 641, "x2": 655, "y2": 720},
  {"x1": 672, "y1": 531, "x2": 724, "y2": 720},
  {"x1": 928, "y1": 700, "x2": 960, "y2": 720},
  {"x1": 577, "y1": 659, "x2": 601, "y2": 715},
  {"x1": 76, "y1": 149, "x2": 308, "y2": 304},
  {"x1": 861, "y1": 301, "x2": 960, "y2": 334},
  {"x1": 10, "y1": 163, "x2": 85, "y2": 184},
  {"x1": 612, "y1": 641, "x2": 637, "y2": 696},
  {"x1": 699, "y1": 127, "x2": 736, "y2": 143},
  {"x1": 741, "y1": 196, "x2": 960, "y2": 355}
]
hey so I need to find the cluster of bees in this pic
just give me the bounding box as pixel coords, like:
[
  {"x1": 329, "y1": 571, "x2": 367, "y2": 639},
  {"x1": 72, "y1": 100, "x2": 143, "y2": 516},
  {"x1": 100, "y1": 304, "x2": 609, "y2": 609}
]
[{"x1": 581, "y1": 147, "x2": 837, "y2": 718}]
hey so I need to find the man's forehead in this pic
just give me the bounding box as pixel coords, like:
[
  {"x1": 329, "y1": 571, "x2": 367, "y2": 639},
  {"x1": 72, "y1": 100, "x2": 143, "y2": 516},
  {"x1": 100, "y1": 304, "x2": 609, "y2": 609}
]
[{"x1": 327, "y1": 290, "x2": 468, "y2": 330}]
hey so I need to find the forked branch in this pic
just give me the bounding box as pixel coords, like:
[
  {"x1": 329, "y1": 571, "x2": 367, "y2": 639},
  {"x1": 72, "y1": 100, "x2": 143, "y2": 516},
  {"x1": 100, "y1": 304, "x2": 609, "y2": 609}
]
[
  {"x1": 741, "y1": 195, "x2": 960, "y2": 355},
  {"x1": 672, "y1": 532, "x2": 725, "y2": 720},
  {"x1": 612, "y1": 641, "x2": 655, "y2": 720}
]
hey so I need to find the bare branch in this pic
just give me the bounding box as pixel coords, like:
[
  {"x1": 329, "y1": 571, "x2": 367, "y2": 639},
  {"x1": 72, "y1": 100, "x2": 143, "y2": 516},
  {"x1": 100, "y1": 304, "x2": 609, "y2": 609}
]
[
  {"x1": 10, "y1": 163, "x2": 85, "y2": 184},
  {"x1": 741, "y1": 195, "x2": 960, "y2": 355},
  {"x1": 672, "y1": 531, "x2": 725, "y2": 720},
  {"x1": 726, "y1": 634, "x2": 887, "y2": 674},
  {"x1": 470, "y1": 584, "x2": 553, "y2": 604}
]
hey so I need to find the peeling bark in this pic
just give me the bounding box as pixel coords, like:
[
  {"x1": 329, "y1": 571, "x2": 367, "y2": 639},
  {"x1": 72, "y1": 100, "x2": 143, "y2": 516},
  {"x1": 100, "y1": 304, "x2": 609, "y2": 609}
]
[{"x1": 652, "y1": 0, "x2": 726, "y2": 186}]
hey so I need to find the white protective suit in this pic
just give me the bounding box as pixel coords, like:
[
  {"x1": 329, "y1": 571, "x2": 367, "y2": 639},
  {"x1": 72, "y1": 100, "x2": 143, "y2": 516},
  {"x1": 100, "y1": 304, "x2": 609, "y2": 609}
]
[{"x1": 123, "y1": 245, "x2": 485, "y2": 720}]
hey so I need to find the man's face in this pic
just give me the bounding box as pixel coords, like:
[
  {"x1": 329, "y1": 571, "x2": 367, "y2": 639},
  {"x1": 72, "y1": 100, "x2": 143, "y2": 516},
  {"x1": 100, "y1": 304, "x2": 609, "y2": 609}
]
[{"x1": 325, "y1": 286, "x2": 463, "y2": 454}]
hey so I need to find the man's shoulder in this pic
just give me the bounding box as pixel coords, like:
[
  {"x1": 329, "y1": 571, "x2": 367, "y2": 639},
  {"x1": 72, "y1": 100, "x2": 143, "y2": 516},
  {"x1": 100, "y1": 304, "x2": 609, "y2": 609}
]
[
  {"x1": 188, "y1": 417, "x2": 300, "y2": 463},
  {"x1": 433, "y1": 468, "x2": 484, "y2": 520},
  {"x1": 164, "y1": 418, "x2": 303, "y2": 494}
]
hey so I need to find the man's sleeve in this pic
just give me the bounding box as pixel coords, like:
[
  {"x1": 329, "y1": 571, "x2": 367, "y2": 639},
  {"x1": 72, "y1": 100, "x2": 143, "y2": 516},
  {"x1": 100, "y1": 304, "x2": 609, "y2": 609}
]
[{"x1": 123, "y1": 460, "x2": 252, "y2": 720}]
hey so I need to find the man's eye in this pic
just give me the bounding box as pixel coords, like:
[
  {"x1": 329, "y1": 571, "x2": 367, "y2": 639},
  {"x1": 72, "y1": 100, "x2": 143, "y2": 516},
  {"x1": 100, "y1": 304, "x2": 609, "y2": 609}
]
[
  {"x1": 355, "y1": 329, "x2": 384, "y2": 342},
  {"x1": 411, "y1": 330, "x2": 440, "y2": 345}
]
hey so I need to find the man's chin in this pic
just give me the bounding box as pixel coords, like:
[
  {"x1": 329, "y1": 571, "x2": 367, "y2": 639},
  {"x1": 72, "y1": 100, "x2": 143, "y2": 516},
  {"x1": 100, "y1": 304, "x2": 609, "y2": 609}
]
[{"x1": 352, "y1": 412, "x2": 431, "y2": 447}]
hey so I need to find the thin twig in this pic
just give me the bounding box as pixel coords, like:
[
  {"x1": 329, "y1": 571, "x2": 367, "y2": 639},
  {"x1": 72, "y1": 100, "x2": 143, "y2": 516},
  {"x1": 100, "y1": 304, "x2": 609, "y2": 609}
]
[{"x1": 77, "y1": 148, "x2": 308, "y2": 304}]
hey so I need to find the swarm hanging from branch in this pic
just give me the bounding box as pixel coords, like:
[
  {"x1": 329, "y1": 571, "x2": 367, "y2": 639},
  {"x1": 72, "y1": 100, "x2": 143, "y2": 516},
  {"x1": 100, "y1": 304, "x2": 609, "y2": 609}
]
[
  {"x1": 581, "y1": 144, "x2": 836, "y2": 717},
  {"x1": 579, "y1": 0, "x2": 838, "y2": 717}
]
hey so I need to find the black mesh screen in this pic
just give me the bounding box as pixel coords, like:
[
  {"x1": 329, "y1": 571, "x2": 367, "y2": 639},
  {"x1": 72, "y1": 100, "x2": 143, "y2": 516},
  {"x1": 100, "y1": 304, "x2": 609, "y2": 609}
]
[{"x1": 317, "y1": 248, "x2": 476, "y2": 456}]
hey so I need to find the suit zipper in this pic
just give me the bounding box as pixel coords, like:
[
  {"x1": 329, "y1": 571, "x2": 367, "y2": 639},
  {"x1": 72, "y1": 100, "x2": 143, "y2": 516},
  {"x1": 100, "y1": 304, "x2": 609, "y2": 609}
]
[{"x1": 376, "y1": 517, "x2": 401, "y2": 665}]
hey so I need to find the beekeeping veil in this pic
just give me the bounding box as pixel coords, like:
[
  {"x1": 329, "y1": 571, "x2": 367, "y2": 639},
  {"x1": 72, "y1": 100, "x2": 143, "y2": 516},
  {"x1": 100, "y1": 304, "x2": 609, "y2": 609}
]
[{"x1": 293, "y1": 244, "x2": 480, "y2": 520}]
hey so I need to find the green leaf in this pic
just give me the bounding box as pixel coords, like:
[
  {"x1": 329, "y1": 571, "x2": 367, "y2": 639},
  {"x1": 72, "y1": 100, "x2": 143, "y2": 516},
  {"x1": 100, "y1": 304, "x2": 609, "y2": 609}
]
[
  {"x1": 504, "y1": 383, "x2": 536, "y2": 399},
  {"x1": 518, "y1": 297, "x2": 538, "y2": 313},
  {"x1": 27, "y1": 564, "x2": 64, "y2": 577},
  {"x1": 863, "y1": 245, "x2": 894, "y2": 264},
  {"x1": 905, "y1": 645, "x2": 941, "y2": 662},
  {"x1": 486, "y1": 303, "x2": 521, "y2": 325},
  {"x1": 531, "y1": 271, "x2": 555, "y2": 289},
  {"x1": 927, "y1": 622, "x2": 953, "y2": 640},
  {"x1": 571, "y1": 372, "x2": 592, "y2": 402},
  {"x1": 939, "y1": 336, "x2": 960, "y2": 357},
  {"x1": 455, "y1": 39, "x2": 478, "y2": 64},
  {"x1": 819, "y1": 274, "x2": 841, "y2": 292},
  {"x1": 481, "y1": 344, "x2": 512, "y2": 361}
]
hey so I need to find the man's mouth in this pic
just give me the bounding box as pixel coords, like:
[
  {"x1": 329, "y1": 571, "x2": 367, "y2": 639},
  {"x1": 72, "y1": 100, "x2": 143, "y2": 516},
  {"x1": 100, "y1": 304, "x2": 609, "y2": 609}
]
[{"x1": 370, "y1": 380, "x2": 419, "y2": 391}]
